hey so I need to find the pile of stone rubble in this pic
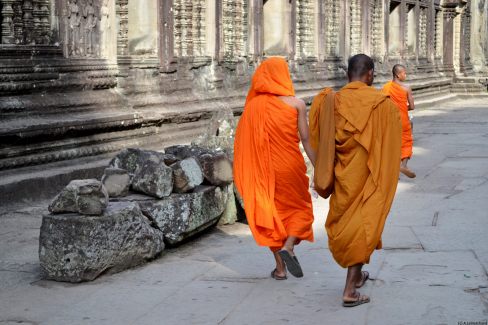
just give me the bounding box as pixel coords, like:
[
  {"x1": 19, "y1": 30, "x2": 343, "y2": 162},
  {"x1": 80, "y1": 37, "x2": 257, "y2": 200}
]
[{"x1": 39, "y1": 145, "x2": 236, "y2": 283}]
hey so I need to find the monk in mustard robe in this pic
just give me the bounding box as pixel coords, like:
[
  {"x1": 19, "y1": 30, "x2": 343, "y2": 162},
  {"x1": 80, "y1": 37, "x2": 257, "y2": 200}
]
[
  {"x1": 234, "y1": 57, "x2": 316, "y2": 280},
  {"x1": 310, "y1": 54, "x2": 402, "y2": 307},
  {"x1": 383, "y1": 64, "x2": 416, "y2": 178}
]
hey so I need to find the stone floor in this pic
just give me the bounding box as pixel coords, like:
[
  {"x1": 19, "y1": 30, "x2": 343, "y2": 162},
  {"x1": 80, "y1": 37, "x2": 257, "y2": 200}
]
[{"x1": 1, "y1": 98, "x2": 488, "y2": 325}]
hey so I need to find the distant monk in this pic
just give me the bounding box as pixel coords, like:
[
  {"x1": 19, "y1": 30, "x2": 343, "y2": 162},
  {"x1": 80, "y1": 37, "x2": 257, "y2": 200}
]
[
  {"x1": 233, "y1": 57, "x2": 316, "y2": 280},
  {"x1": 383, "y1": 64, "x2": 416, "y2": 178},
  {"x1": 310, "y1": 54, "x2": 401, "y2": 307}
]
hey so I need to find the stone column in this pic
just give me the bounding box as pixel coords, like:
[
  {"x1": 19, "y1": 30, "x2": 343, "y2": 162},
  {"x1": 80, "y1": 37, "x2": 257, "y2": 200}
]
[
  {"x1": 289, "y1": 0, "x2": 296, "y2": 59},
  {"x1": 159, "y1": 0, "x2": 175, "y2": 72},
  {"x1": 343, "y1": 0, "x2": 350, "y2": 60},
  {"x1": 1, "y1": 0, "x2": 15, "y2": 44},
  {"x1": 248, "y1": 0, "x2": 263, "y2": 60},
  {"x1": 470, "y1": 0, "x2": 488, "y2": 71},
  {"x1": 459, "y1": 0, "x2": 473, "y2": 73},
  {"x1": 22, "y1": 0, "x2": 34, "y2": 44},
  {"x1": 316, "y1": 0, "x2": 325, "y2": 61},
  {"x1": 442, "y1": 4, "x2": 457, "y2": 70},
  {"x1": 296, "y1": 0, "x2": 315, "y2": 59},
  {"x1": 116, "y1": 0, "x2": 129, "y2": 56},
  {"x1": 370, "y1": 0, "x2": 385, "y2": 61}
]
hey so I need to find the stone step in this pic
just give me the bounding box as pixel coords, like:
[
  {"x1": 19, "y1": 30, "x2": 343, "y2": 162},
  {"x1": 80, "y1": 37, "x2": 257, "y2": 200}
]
[
  {"x1": 415, "y1": 93, "x2": 459, "y2": 110},
  {"x1": 0, "y1": 117, "x2": 208, "y2": 170},
  {"x1": 0, "y1": 111, "x2": 143, "y2": 142},
  {"x1": 0, "y1": 89, "x2": 127, "y2": 116}
]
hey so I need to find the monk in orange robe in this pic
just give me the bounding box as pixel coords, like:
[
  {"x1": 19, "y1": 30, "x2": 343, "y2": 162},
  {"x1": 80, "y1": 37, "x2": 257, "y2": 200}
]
[
  {"x1": 383, "y1": 64, "x2": 416, "y2": 178},
  {"x1": 233, "y1": 57, "x2": 316, "y2": 280},
  {"x1": 310, "y1": 54, "x2": 401, "y2": 307}
]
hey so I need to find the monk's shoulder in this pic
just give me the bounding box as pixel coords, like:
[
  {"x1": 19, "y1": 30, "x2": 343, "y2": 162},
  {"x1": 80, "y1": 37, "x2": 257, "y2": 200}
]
[{"x1": 289, "y1": 96, "x2": 306, "y2": 110}]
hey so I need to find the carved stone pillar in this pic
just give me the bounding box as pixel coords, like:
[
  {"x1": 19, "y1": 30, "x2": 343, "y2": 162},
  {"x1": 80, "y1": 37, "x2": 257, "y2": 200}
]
[
  {"x1": 459, "y1": 1, "x2": 472, "y2": 71},
  {"x1": 442, "y1": 6, "x2": 457, "y2": 69},
  {"x1": 22, "y1": 0, "x2": 34, "y2": 44},
  {"x1": 173, "y1": 0, "x2": 208, "y2": 58},
  {"x1": 434, "y1": 7, "x2": 443, "y2": 60},
  {"x1": 159, "y1": 0, "x2": 175, "y2": 71},
  {"x1": 221, "y1": 0, "x2": 248, "y2": 62},
  {"x1": 116, "y1": 0, "x2": 129, "y2": 56},
  {"x1": 192, "y1": 0, "x2": 206, "y2": 57},
  {"x1": 13, "y1": 0, "x2": 23, "y2": 44},
  {"x1": 39, "y1": 0, "x2": 50, "y2": 44},
  {"x1": 248, "y1": 0, "x2": 263, "y2": 60},
  {"x1": 296, "y1": 0, "x2": 315, "y2": 58},
  {"x1": 32, "y1": 0, "x2": 42, "y2": 43},
  {"x1": 419, "y1": 7, "x2": 428, "y2": 58},
  {"x1": 370, "y1": 0, "x2": 384, "y2": 61},
  {"x1": 349, "y1": 0, "x2": 362, "y2": 56},
  {"x1": 1, "y1": 0, "x2": 15, "y2": 44},
  {"x1": 324, "y1": 0, "x2": 340, "y2": 58}
]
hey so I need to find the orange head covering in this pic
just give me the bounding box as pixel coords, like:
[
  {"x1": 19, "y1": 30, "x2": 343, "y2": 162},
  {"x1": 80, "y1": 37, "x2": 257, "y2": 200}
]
[{"x1": 245, "y1": 57, "x2": 295, "y2": 104}]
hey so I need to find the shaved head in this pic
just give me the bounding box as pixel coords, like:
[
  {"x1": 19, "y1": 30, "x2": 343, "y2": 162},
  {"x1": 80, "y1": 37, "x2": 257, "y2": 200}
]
[
  {"x1": 392, "y1": 64, "x2": 406, "y2": 78},
  {"x1": 347, "y1": 54, "x2": 375, "y2": 85}
]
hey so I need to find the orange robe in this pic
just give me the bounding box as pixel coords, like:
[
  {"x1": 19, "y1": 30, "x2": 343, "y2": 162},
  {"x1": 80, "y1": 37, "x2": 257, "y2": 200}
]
[
  {"x1": 233, "y1": 57, "x2": 314, "y2": 251},
  {"x1": 312, "y1": 81, "x2": 401, "y2": 268},
  {"x1": 383, "y1": 81, "x2": 413, "y2": 159}
]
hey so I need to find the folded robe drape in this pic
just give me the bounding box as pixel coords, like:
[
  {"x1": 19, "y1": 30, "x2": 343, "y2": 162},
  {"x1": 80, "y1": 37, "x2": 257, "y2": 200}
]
[
  {"x1": 316, "y1": 81, "x2": 402, "y2": 268},
  {"x1": 233, "y1": 57, "x2": 314, "y2": 251}
]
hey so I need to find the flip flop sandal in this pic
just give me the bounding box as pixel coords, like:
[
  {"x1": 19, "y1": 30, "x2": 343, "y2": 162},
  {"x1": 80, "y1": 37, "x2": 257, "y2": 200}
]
[
  {"x1": 342, "y1": 292, "x2": 370, "y2": 307},
  {"x1": 271, "y1": 269, "x2": 287, "y2": 280},
  {"x1": 278, "y1": 250, "x2": 303, "y2": 278},
  {"x1": 355, "y1": 271, "x2": 370, "y2": 288}
]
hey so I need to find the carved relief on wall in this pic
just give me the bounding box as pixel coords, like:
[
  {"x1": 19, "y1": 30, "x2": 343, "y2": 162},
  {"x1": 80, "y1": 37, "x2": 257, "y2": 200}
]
[
  {"x1": 116, "y1": 0, "x2": 128, "y2": 56},
  {"x1": 349, "y1": 0, "x2": 362, "y2": 55},
  {"x1": 462, "y1": 1, "x2": 471, "y2": 62},
  {"x1": 434, "y1": 8, "x2": 443, "y2": 58},
  {"x1": 324, "y1": 0, "x2": 340, "y2": 57},
  {"x1": 62, "y1": 0, "x2": 116, "y2": 59},
  {"x1": 1, "y1": 0, "x2": 52, "y2": 45},
  {"x1": 296, "y1": 0, "x2": 315, "y2": 58},
  {"x1": 174, "y1": 0, "x2": 207, "y2": 58},
  {"x1": 419, "y1": 7, "x2": 427, "y2": 58},
  {"x1": 370, "y1": 0, "x2": 384, "y2": 60},
  {"x1": 222, "y1": 0, "x2": 248, "y2": 61}
]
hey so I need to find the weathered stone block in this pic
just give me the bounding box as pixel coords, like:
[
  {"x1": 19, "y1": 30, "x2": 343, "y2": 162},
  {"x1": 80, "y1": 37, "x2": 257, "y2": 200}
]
[
  {"x1": 171, "y1": 157, "x2": 204, "y2": 193},
  {"x1": 139, "y1": 185, "x2": 228, "y2": 245},
  {"x1": 48, "y1": 179, "x2": 108, "y2": 216},
  {"x1": 198, "y1": 153, "x2": 233, "y2": 186},
  {"x1": 218, "y1": 184, "x2": 238, "y2": 225},
  {"x1": 39, "y1": 202, "x2": 164, "y2": 282},
  {"x1": 164, "y1": 145, "x2": 211, "y2": 160},
  {"x1": 109, "y1": 148, "x2": 179, "y2": 177},
  {"x1": 131, "y1": 160, "x2": 173, "y2": 199},
  {"x1": 164, "y1": 145, "x2": 233, "y2": 186},
  {"x1": 101, "y1": 167, "x2": 130, "y2": 197}
]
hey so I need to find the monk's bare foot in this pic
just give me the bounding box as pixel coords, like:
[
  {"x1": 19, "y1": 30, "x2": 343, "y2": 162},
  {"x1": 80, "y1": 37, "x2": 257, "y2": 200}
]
[
  {"x1": 400, "y1": 166, "x2": 416, "y2": 178},
  {"x1": 342, "y1": 291, "x2": 370, "y2": 307},
  {"x1": 355, "y1": 270, "x2": 370, "y2": 288}
]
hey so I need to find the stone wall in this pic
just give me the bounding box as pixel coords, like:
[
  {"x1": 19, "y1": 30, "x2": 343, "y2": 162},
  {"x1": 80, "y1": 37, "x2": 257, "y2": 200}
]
[{"x1": 0, "y1": 0, "x2": 486, "y2": 177}]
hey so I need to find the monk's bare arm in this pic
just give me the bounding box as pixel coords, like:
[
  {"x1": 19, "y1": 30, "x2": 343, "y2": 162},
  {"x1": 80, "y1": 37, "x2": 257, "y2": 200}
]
[
  {"x1": 295, "y1": 99, "x2": 317, "y2": 167},
  {"x1": 407, "y1": 87, "x2": 415, "y2": 111}
]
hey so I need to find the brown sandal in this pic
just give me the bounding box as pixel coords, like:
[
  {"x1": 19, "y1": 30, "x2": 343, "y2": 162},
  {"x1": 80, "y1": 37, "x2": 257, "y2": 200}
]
[
  {"x1": 342, "y1": 292, "x2": 370, "y2": 307},
  {"x1": 271, "y1": 269, "x2": 287, "y2": 280},
  {"x1": 355, "y1": 271, "x2": 370, "y2": 288}
]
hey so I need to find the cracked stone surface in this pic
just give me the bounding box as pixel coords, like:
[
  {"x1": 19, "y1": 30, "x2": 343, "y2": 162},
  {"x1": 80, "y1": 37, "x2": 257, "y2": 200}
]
[{"x1": 0, "y1": 98, "x2": 488, "y2": 324}]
